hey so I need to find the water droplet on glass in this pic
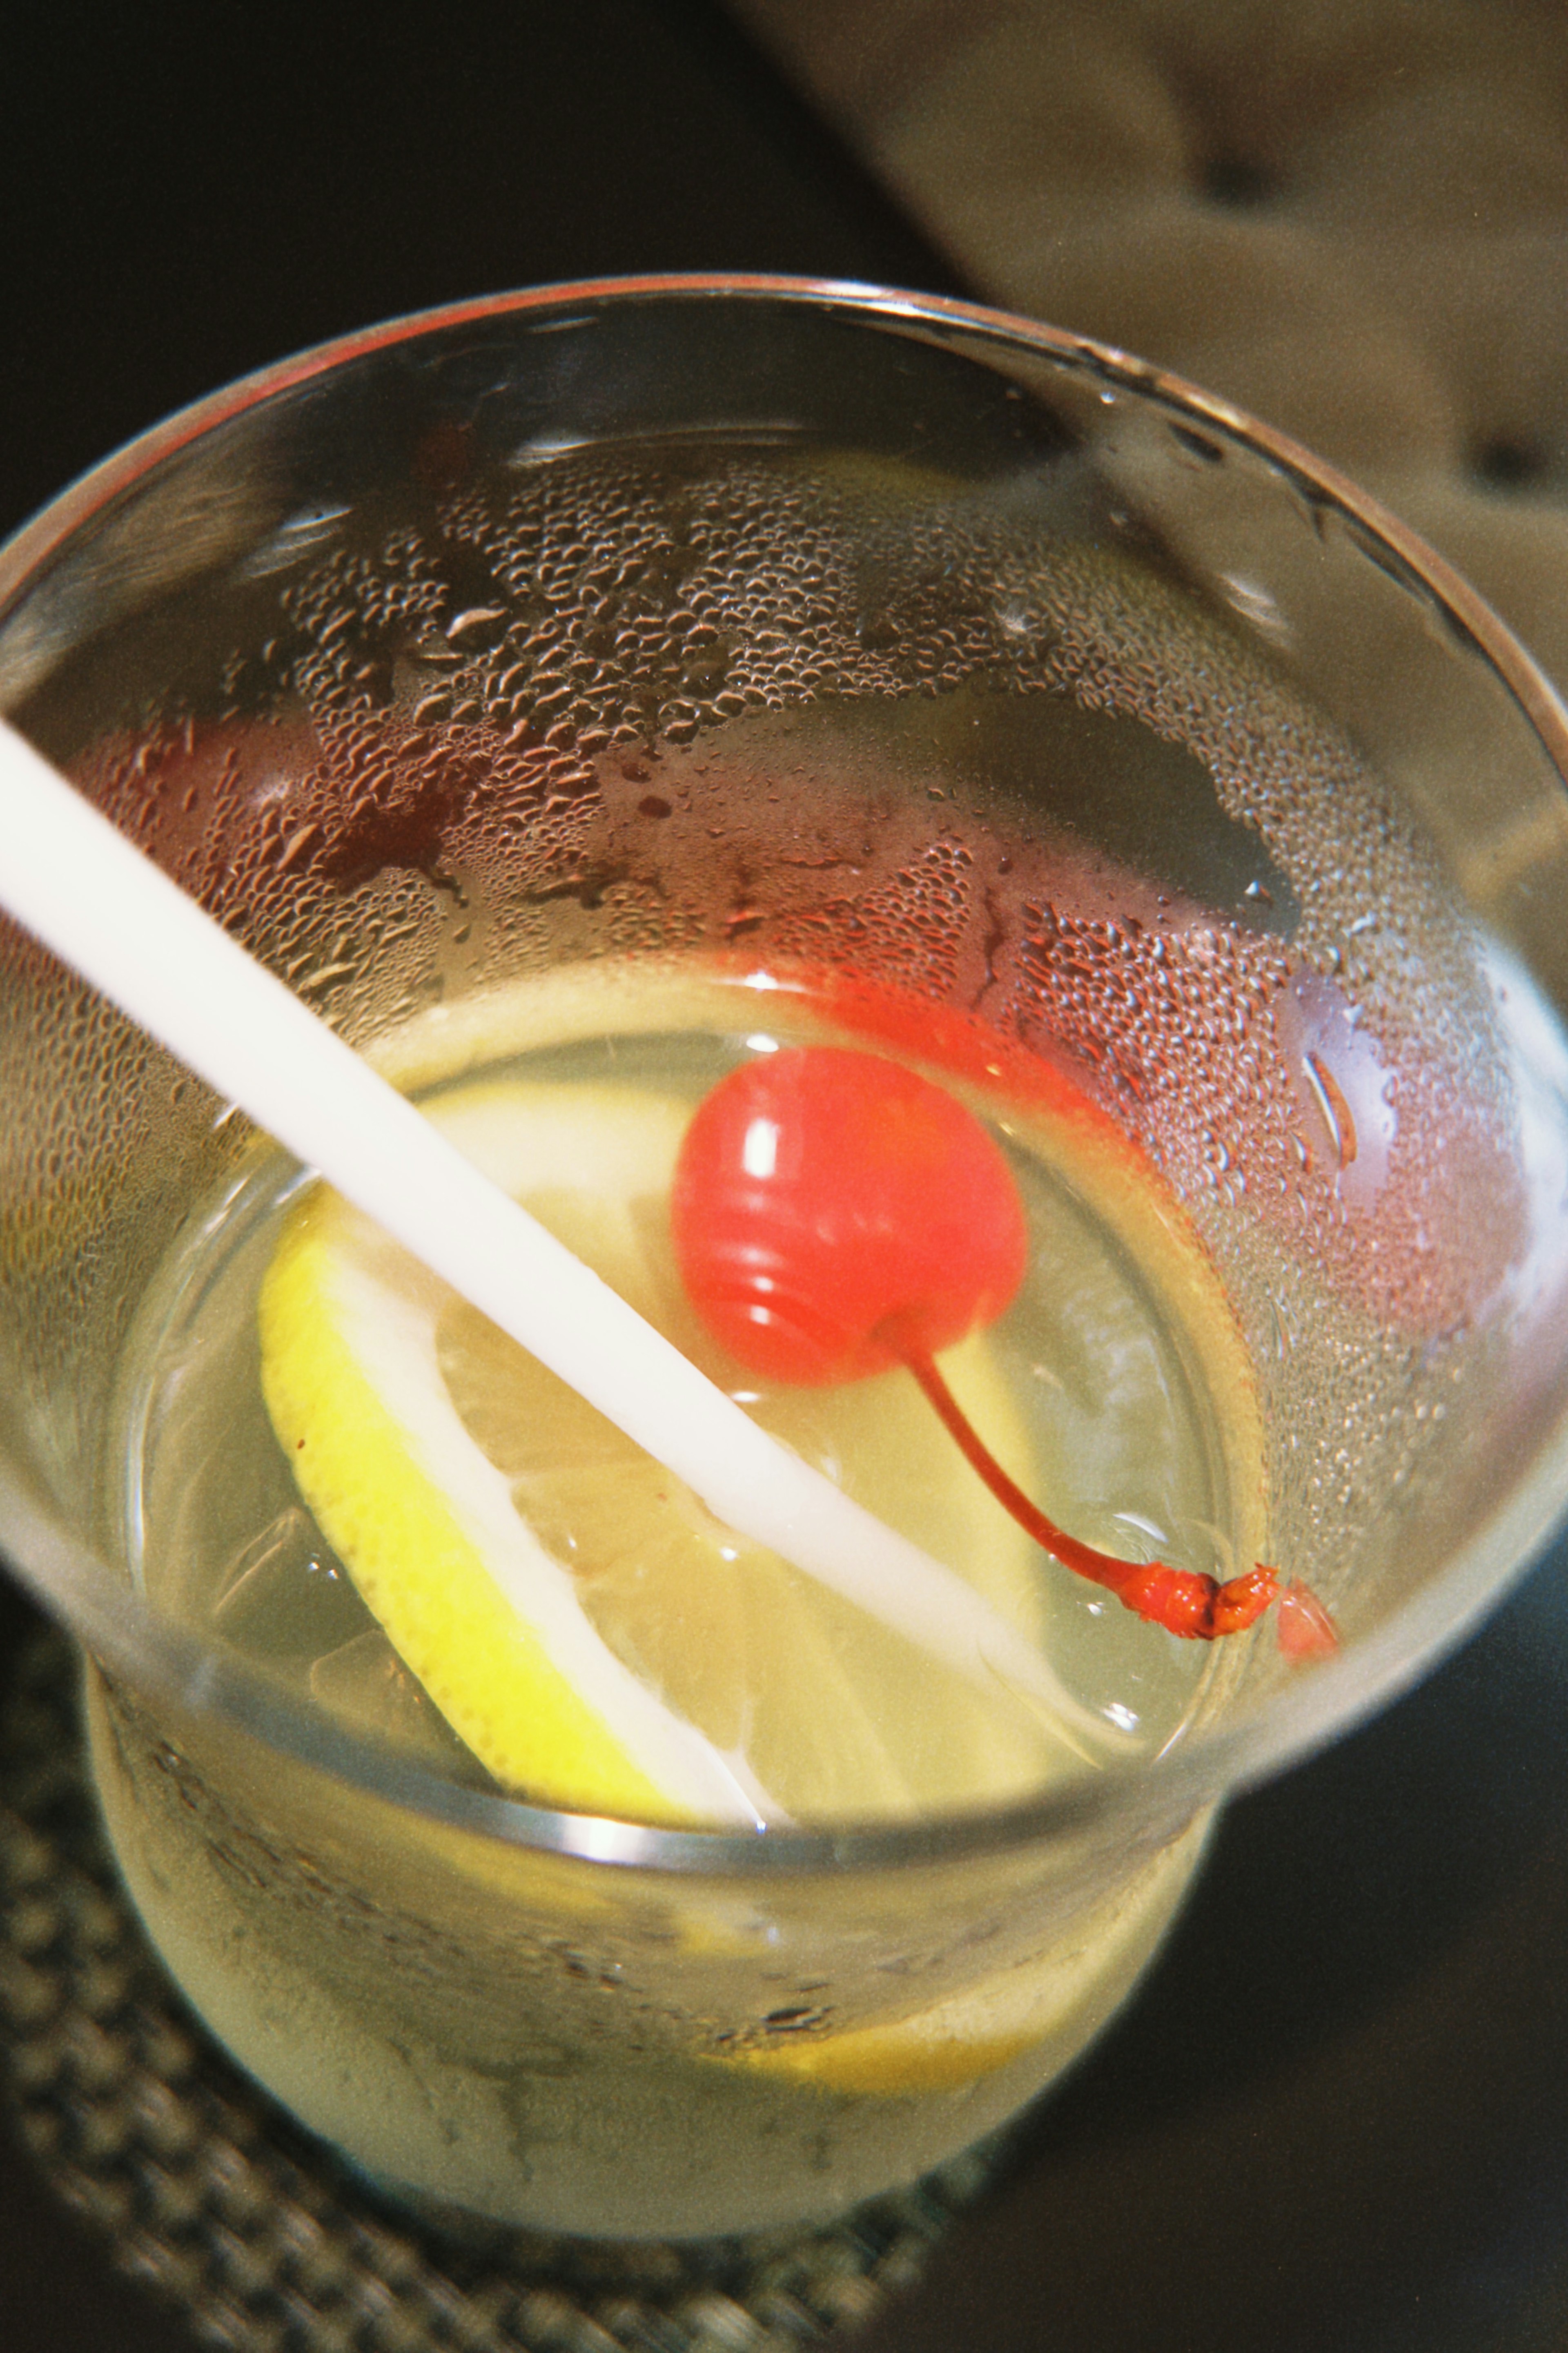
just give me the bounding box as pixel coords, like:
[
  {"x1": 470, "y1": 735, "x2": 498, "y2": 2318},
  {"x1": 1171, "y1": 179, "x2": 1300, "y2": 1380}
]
[
  {"x1": 1302, "y1": 1049, "x2": 1358, "y2": 1170},
  {"x1": 445, "y1": 606, "x2": 509, "y2": 649}
]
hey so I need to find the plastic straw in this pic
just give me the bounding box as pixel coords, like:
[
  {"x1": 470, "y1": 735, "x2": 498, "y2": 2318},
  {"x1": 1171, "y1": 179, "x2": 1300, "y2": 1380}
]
[{"x1": 0, "y1": 720, "x2": 1111, "y2": 1753}]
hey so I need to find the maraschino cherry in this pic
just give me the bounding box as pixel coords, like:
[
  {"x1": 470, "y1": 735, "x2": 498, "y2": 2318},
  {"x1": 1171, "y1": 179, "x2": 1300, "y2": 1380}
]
[{"x1": 671, "y1": 1045, "x2": 1336, "y2": 1652}]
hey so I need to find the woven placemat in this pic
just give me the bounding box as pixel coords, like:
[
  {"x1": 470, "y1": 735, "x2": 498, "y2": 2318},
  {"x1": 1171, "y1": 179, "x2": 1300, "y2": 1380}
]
[{"x1": 0, "y1": 1623, "x2": 1010, "y2": 2351}]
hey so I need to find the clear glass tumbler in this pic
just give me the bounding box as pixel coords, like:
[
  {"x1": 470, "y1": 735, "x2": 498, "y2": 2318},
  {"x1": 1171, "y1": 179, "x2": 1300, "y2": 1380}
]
[{"x1": 2, "y1": 278, "x2": 1567, "y2": 2241}]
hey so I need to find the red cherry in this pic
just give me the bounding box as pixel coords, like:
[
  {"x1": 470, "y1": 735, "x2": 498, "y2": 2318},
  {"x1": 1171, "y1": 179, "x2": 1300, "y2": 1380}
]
[
  {"x1": 671, "y1": 1045, "x2": 1336, "y2": 1658},
  {"x1": 670, "y1": 1047, "x2": 1029, "y2": 1387}
]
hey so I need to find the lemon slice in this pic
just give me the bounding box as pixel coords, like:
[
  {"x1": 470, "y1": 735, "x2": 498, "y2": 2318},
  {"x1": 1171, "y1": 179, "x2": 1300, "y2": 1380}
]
[{"x1": 258, "y1": 1078, "x2": 1071, "y2": 1828}]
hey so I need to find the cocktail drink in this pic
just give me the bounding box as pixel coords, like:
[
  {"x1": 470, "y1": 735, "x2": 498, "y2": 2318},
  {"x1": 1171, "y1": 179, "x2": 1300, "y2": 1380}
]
[{"x1": 2, "y1": 282, "x2": 1568, "y2": 2240}]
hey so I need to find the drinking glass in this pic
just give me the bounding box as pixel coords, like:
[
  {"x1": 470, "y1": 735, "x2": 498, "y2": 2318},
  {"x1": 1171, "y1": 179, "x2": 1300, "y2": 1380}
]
[{"x1": 2, "y1": 278, "x2": 1567, "y2": 2241}]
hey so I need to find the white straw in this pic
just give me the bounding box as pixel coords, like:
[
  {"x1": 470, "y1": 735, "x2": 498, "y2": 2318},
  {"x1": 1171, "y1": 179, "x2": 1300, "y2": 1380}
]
[{"x1": 0, "y1": 719, "x2": 1113, "y2": 1753}]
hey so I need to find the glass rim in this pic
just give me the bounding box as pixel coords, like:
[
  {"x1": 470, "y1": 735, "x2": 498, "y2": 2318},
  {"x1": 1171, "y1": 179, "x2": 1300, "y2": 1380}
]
[{"x1": 5, "y1": 270, "x2": 1568, "y2": 1879}]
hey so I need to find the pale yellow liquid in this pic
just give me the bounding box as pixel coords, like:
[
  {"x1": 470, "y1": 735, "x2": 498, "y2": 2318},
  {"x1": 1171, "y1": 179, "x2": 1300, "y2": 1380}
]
[{"x1": 89, "y1": 968, "x2": 1260, "y2": 2236}]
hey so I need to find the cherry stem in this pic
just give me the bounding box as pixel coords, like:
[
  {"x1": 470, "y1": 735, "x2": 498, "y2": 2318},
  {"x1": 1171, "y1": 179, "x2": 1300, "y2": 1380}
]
[{"x1": 892, "y1": 1330, "x2": 1284, "y2": 1642}]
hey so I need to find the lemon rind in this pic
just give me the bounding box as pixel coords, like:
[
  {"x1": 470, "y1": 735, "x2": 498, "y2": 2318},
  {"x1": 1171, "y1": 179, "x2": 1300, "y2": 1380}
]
[{"x1": 260, "y1": 1200, "x2": 775, "y2": 1827}]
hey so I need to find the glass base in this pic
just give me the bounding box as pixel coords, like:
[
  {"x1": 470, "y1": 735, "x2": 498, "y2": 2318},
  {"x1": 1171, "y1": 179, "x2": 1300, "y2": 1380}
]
[{"x1": 1, "y1": 1618, "x2": 1018, "y2": 2348}]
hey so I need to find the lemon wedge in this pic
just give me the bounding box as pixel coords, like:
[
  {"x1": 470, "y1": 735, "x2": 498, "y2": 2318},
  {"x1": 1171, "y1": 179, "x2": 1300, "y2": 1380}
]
[{"x1": 258, "y1": 1078, "x2": 1072, "y2": 1828}]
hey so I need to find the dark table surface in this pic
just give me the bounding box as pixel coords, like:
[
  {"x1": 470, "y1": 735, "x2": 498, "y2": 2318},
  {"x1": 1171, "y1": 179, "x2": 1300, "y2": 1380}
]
[{"x1": 7, "y1": 6, "x2": 1568, "y2": 2348}]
